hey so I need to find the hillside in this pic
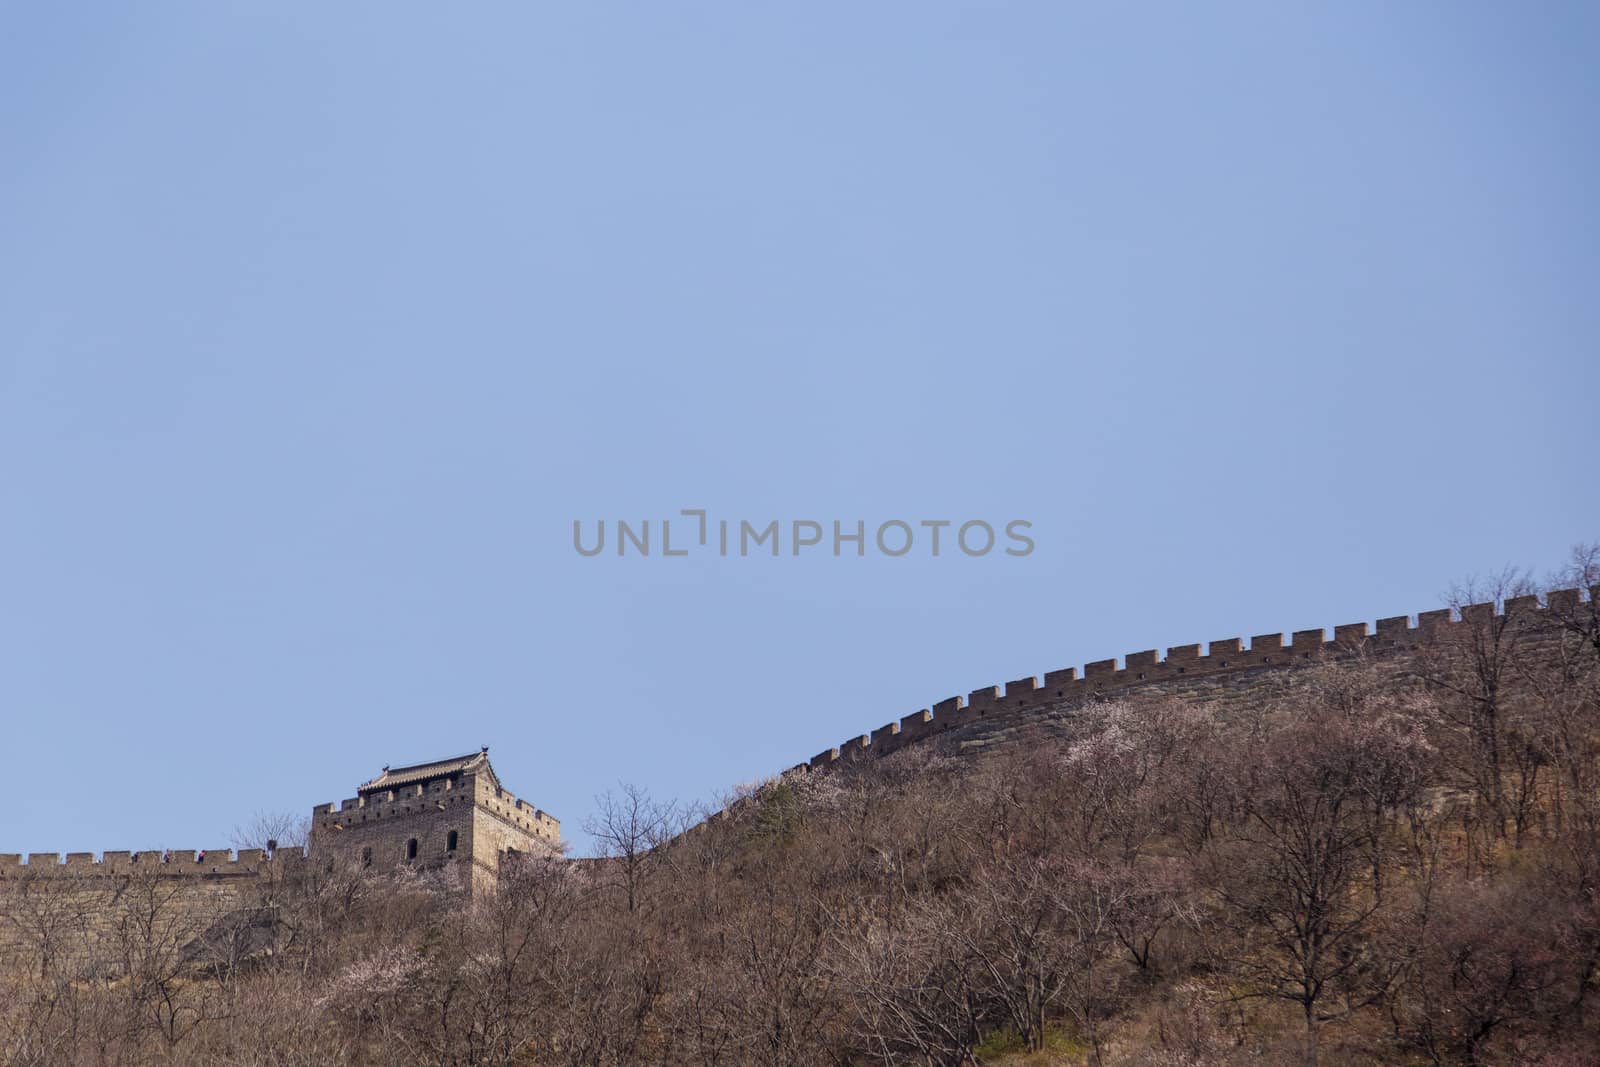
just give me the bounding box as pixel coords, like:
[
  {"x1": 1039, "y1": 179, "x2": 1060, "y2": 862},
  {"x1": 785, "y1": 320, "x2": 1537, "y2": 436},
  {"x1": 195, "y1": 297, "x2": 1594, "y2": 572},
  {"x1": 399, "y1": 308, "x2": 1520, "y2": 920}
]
[{"x1": 3, "y1": 549, "x2": 1599, "y2": 1067}]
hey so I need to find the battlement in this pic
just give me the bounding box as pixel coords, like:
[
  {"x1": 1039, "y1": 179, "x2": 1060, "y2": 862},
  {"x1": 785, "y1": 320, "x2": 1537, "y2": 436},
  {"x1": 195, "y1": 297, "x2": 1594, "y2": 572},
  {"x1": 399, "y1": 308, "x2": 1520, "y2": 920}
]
[
  {"x1": 793, "y1": 588, "x2": 1596, "y2": 776},
  {"x1": 307, "y1": 749, "x2": 560, "y2": 897},
  {"x1": 318, "y1": 777, "x2": 466, "y2": 819},
  {"x1": 473, "y1": 782, "x2": 561, "y2": 835},
  {"x1": 0, "y1": 847, "x2": 307, "y2": 880},
  {"x1": 312, "y1": 776, "x2": 559, "y2": 835},
  {"x1": 314, "y1": 747, "x2": 559, "y2": 840}
]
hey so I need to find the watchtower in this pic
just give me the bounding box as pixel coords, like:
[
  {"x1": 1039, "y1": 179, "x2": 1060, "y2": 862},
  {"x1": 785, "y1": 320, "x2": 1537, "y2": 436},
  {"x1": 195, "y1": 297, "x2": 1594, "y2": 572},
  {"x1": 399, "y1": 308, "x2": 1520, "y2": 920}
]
[{"x1": 309, "y1": 748, "x2": 560, "y2": 895}]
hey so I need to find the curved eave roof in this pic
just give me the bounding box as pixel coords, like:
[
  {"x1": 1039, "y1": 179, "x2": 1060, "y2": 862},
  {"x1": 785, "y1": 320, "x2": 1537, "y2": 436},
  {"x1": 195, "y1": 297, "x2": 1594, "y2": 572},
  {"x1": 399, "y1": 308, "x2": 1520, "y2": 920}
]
[{"x1": 357, "y1": 750, "x2": 498, "y2": 794}]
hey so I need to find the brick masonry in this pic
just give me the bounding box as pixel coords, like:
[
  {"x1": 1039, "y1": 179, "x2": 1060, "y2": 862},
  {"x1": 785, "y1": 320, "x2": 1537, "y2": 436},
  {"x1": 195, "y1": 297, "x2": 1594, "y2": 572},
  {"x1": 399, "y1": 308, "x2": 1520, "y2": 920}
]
[
  {"x1": 784, "y1": 589, "x2": 1597, "y2": 777},
  {"x1": 1, "y1": 751, "x2": 560, "y2": 900}
]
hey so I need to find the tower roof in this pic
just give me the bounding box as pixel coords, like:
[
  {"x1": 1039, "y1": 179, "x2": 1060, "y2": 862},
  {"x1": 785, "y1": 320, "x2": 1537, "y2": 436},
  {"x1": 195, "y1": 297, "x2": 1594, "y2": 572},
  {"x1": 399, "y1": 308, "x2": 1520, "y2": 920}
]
[{"x1": 357, "y1": 748, "x2": 498, "y2": 794}]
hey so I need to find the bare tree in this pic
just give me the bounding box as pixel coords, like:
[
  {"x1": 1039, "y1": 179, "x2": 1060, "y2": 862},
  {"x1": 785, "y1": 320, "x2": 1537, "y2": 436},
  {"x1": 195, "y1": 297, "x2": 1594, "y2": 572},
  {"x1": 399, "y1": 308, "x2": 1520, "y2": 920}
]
[
  {"x1": 585, "y1": 782, "x2": 678, "y2": 913},
  {"x1": 232, "y1": 811, "x2": 311, "y2": 854},
  {"x1": 825, "y1": 889, "x2": 985, "y2": 1067},
  {"x1": 1203, "y1": 698, "x2": 1427, "y2": 1066},
  {"x1": 1416, "y1": 571, "x2": 1544, "y2": 849}
]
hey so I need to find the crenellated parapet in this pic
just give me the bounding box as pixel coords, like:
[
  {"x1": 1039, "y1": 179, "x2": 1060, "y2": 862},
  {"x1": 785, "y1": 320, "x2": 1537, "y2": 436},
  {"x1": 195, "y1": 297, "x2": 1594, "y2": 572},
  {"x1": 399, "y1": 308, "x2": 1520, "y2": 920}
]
[
  {"x1": 0, "y1": 847, "x2": 307, "y2": 880},
  {"x1": 311, "y1": 776, "x2": 559, "y2": 838},
  {"x1": 306, "y1": 749, "x2": 560, "y2": 897},
  {"x1": 790, "y1": 588, "x2": 1597, "y2": 776}
]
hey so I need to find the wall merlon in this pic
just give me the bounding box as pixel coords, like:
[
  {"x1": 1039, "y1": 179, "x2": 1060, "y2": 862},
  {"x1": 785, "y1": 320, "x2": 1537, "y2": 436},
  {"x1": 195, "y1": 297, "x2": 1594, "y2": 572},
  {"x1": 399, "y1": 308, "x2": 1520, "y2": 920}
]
[
  {"x1": 1045, "y1": 666, "x2": 1079, "y2": 685},
  {"x1": 0, "y1": 854, "x2": 18, "y2": 866},
  {"x1": 932, "y1": 696, "x2": 964, "y2": 717},
  {"x1": 1165, "y1": 645, "x2": 1199, "y2": 663},
  {"x1": 1461, "y1": 602, "x2": 1495, "y2": 624},
  {"x1": 1505, "y1": 594, "x2": 1540, "y2": 615},
  {"x1": 1250, "y1": 634, "x2": 1283, "y2": 653},
  {"x1": 1005, "y1": 676, "x2": 1038, "y2": 698},
  {"x1": 1547, "y1": 588, "x2": 1580, "y2": 612},
  {"x1": 1334, "y1": 622, "x2": 1369, "y2": 644},
  {"x1": 1084, "y1": 658, "x2": 1117, "y2": 679},
  {"x1": 1291, "y1": 628, "x2": 1324, "y2": 652},
  {"x1": 811, "y1": 747, "x2": 839, "y2": 770},
  {"x1": 1208, "y1": 638, "x2": 1242, "y2": 656},
  {"x1": 1376, "y1": 615, "x2": 1410, "y2": 638},
  {"x1": 28, "y1": 853, "x2": 59, "y2": 866},
  {"x1": 900, "y1": 710, "x2": 934, "y2": 743},
  {"x1": 65, "y1": 853, "x2": 94, "y2": 867},
  {"x1": 969, "y1": 685, "x2": 999, "y2": 708},
  {"x1": 871, "y1": 722, "x2": 900, "y2": 747},
  {"x1": 1124, "y1": 651, "x2": 1158, "y2": 670},
  {"x1": 1418, "y1": 608, "x2": 1453, "y2": 629}
]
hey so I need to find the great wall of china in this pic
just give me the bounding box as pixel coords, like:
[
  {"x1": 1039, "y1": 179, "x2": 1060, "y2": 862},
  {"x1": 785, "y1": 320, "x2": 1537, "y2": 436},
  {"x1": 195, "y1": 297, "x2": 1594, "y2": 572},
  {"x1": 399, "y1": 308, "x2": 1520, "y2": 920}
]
[
  {"x1": 5, "y1": 586, "x2": 1596, "y2": 877},
  {"x1": 779, "y1": 587, "x2": 1598, "y2": 780}
]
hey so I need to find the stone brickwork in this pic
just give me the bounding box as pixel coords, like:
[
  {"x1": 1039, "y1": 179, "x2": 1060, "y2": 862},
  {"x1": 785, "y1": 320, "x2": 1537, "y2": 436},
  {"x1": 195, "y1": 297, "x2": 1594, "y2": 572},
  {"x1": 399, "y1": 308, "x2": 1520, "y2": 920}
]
[
  {"x1": 784, "y1": 588, "x2": 1598, "y2": 777},
  {"x1": 10, "y1": 588, "x2": 1597, "y2": 900},
  {"x1": 309, "y1": 749, "x2": 560, "y2": 894},
  {"x1": 0, "y1": 750, "x2": 561, "y2": 908},
  {"x1": 0, "y1": 847, "x2": 304, "y2": 973},
  {"x1": 0, "y1": 846, "x2": 306, "y2": 882},
  {"x1": 0, "y1": 750, "x2": 564, "y2": 975}
]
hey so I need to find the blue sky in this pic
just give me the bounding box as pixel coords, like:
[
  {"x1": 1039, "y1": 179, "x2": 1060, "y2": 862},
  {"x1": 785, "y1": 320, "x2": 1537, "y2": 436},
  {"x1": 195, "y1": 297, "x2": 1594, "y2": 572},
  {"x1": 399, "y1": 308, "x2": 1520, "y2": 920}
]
[{"x1": 2, "y1": 4, "x2": 1596, "y2": 856}]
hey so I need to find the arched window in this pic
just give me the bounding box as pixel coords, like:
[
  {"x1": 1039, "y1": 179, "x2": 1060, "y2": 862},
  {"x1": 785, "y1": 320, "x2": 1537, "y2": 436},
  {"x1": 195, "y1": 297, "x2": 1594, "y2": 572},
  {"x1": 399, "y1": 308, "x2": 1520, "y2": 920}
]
[
  {"x1": 406, "y1": 838, "x2": 418, "y2": 861},
  {"x1": 446, "y1": 831, "x2": 458, "y2": 852},
  {"x1": 361, "y1": 847, "x2": 372, "y2": 868}
]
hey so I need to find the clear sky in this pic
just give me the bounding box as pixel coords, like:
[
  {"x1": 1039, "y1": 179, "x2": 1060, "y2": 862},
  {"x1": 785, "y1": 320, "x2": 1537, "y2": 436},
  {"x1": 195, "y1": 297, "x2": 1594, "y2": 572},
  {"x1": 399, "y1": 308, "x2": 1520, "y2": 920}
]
[{"x1": 2, "y1": 4, "x2": 1596, "y2": 856}]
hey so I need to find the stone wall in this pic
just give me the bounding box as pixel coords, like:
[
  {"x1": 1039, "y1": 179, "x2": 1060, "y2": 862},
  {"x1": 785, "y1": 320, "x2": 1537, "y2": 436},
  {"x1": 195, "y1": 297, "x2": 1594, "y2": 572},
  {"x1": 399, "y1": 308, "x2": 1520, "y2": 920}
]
[
  {"x1": 310, "y1": 777, "x2": 478, "y2": 880},
  {"x1": 787, "y1": 587, "x2": 1598, "y2": 776},
  {"x1": 0, "y1": 849, "x2": 305, "y2": 975},
  {"x1": 307, "y1": 768, "x2": 561, "y2": 892},
  {"x1": 470, "y1": 776, "x2": 563, "y2": 893}
]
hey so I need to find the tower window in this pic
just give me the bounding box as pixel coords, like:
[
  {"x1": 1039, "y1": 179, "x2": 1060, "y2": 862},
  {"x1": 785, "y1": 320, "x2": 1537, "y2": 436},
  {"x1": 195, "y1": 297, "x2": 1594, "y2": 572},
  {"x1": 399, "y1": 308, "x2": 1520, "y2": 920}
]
[
  {"x1": 361, "y1": 847, "x2": 372, "y2": 868},
  {"x1": 446, "y1": 831, "x2": 458, "y2": 852},
  {"x1": 406, "y1": 838, "x2": 418, "y2": 861}
]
